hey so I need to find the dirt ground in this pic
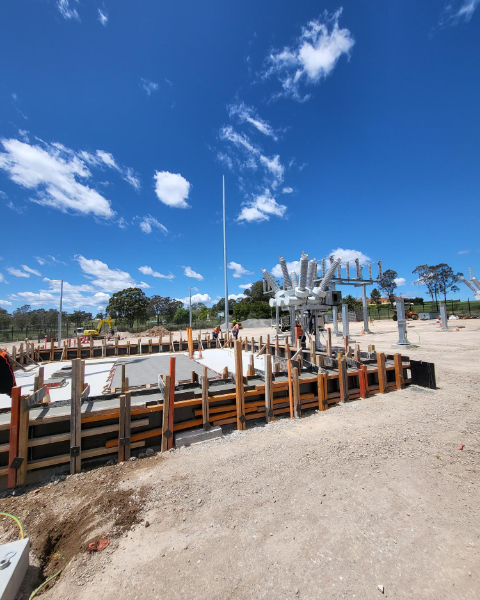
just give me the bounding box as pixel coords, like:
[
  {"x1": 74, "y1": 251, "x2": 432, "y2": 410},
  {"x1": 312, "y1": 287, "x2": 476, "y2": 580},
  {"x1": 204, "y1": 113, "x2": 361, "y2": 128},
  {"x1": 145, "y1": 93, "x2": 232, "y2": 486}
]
[{"x1": 1, "y1": 319, "x2": 479, "y2": 599}]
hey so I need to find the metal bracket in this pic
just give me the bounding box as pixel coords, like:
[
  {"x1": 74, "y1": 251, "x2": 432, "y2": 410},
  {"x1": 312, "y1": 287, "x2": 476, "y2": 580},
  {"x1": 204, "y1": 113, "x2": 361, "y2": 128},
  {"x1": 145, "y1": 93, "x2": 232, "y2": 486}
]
[
  {"x1": 70, "y1": 446, "x2": 80, "y2": 457},
  {"x1": 119, "y1": 437, "x2": 129, "y2": 446},
  {"x1": 0, "y1": 551, "x2": 16, "y2": 570},
  {"x1": 239, "y1": 415, "x2": 246, "y2": 424},
  {"x1": 9, "y1": 457, "x2": 23, "y2": 470},
  {"x1": 267, "y1": 408, "x2": 274, "y2": 417},
  {"x1": 163, "y1": 429, "x2": 173, "y2": 439}
]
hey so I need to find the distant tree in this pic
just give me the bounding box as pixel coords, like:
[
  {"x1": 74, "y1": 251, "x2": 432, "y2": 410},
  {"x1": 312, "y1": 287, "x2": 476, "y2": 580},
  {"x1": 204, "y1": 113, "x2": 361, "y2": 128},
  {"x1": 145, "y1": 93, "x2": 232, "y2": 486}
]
[
  {"x1": 0, "y1": 308, "x2": 11, "y2": 330},
  {"x1": 243, "y1": 281, "x2": 265, "y2": 303},
  {"x1": 413, "y1": 264, "x2": 439, "y2": 307},
  {"x1": 70, "y1": 310, "x2": 92, "y2": 327},
  {"x1": 197, "y1": 306, "x2": 209, "y2": 320},
  {"x1": 370, "y1": 288, "x2": 381, "y2": 306},
  {"x1": 379, "y1": 270, "x2": 398, "y2": 306},
  {"x1": 173, "y1": 308, "x2": 190, "y2": 324},
  {"x1": 106, "y1": 288, "x2": 149, "y2": 327},
  {"x1": 148, "y1": 296, "x2": 183, "y2": 324},
  {"x1": 412, "y1": 297, "x2": 424, "y2": 304},
  {"x1": 435, "y1": 263, "x2": 462, "y2": 303},
  {"x1": 95, "y1": 312, "x2": 104, "y2": 320},
  {"x1": 13, "y1": 305, "x2": 31, "y2": 332},
  {"x1": 343, "y1": 295, "x2": 361, "y2": 313}
]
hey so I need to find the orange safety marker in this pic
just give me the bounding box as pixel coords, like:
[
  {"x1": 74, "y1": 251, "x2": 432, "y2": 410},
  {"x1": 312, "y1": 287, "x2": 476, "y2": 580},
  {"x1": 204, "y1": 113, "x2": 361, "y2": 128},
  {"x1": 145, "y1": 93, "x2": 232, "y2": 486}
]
[{"x1": 43, "y1": 385, "x2": 51, "y2": 403}]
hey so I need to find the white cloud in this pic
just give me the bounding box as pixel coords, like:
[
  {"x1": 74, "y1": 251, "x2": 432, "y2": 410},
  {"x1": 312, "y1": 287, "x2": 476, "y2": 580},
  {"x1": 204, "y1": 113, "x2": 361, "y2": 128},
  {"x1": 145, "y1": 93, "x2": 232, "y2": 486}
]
[
  {"x1": 0, "y1": 299, "x2": 12, "y2": 306},
  {"x1": 220, "y1": 126, "x2": 285, "y2": 187},
  {"x1": 272, "y1": 260, "x2": 301, "y2": 278},
  {"x1": 124, "y1": 167, "x2": 141, "y2": 190},
  {"x1": 6, "y1": 267, "x2": 30, "y2": 278},
  {"x1": 457, "y1": 249, "x2": 470, "y2": 255},
  {"x1": 0, "y1": 273, "x2": 6, "y2": 283},
  {"x1": 264, "y1": 9, "x2": 354, "y2": 101},
  {"x1": 228, "y1": 261, "x2": 253, "y2": 278},
  {"x1": 137, "y1": 215, "x2": 168, "y2": 235},
  {"x1": 282, "y1": 187, "x2": 294, "y2": 194},
  {"x1": 217, "y1": 152, "x2": 234, "y2": 170},
  {"x1": 96, "y1": 150, "x2": 118, "y2": 170},
  {"x1": 239, "y1": 282, "x2": 253, "y2": 289},
  {"x1": 10, "y1": 278, "x2": 111, "y2": 310},
  {"x1": 228, "y1": 293, "x2": 246, "y2": 301},
  {"x1": 329, "y1": 248, "x2": 371, "y2": 265},
  {"x1": 259, "y1": 154, "x2": 284, "y2": 187},
  {"x1": 21, "y1": 265, "x2": 41, "y2": 276},
  {"x1": 34, "y1": 256, "x2": 46, "y2": 265},
  {"x1": 154, "y1": 171, "x2": 191, "y2": 208},
  {"x1": 394, "y1": 277, "x2": 406, "y2": 287},
  {"x1": 98, "y1": 9, "x2": 108, "y2": 26},
  {"x1": 237, "y1": 189, "x2": 287, "y2": 223},
  {"x1": 183, "y1": 266, "x2": 203, "y2": 281},
  {"x1": 140, "y1": 78, "x2": 159, "y2": 96},
  {"x1": 138, "y1": 266, "x2": 174, "y2": 280},
  {"x1": 57, "y1": 0, "x2": 80, "y2": 21},
  {"x1": 178, "y1": 292, "x2": 212, "y2": 305},
  {"x1": 439, "y1": 0, "x2": 479, "y2": 26},
  {"x1": 227, "y1": 103, "x2": 278, "y2": 140},
  {"x1": 0, "y1": 138, "x2": 114, "y2": 219},
  {"x1": 76, "y1": 255, "x2": 139, "y2": 293}
]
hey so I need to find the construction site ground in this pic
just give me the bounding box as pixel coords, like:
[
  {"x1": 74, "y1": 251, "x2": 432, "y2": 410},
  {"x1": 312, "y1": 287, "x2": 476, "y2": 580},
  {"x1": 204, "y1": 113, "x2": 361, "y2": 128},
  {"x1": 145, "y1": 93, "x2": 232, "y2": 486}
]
[{"x1": 1, "y1": 319, "x2": 479, "y2": 599}]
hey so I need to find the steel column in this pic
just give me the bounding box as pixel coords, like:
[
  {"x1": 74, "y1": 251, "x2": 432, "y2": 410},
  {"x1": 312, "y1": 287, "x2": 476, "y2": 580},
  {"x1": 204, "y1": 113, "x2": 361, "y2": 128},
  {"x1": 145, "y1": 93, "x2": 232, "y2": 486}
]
[
  {"x1": 342, "y1": 303, "x2": 349, "y2": 339},
  {"x1": 362, "y1": 285, "x2": 370, "y2": 333}
]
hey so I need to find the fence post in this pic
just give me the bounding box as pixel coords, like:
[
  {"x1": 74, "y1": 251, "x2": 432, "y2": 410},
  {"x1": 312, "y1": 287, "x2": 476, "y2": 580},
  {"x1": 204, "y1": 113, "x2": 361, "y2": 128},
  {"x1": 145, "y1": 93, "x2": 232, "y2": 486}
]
[
  {"x1": 234, "y1": 340, "x2": 246, "y2": 430},
  {"x1": 70, "y1": 358, "x2": 82, "y2": 474},
  {"x1": 168, "y1": 357, "x2": 176, "y2": 449},
  {"x1": 264, "y1": 354, "x2": 273, "y2": 423},
  {"x1": 293, "y1": 366, "x2": 301, "y2": 418},
  {"x1": 202, "y1": 366, "x2": 210, "y2": 430},
  {"x1": 161, "y1": 375, "x2": 172, "y2": 453},
  {"x1": 7, "y1": 386, "x2": 21, "y2": 489}
]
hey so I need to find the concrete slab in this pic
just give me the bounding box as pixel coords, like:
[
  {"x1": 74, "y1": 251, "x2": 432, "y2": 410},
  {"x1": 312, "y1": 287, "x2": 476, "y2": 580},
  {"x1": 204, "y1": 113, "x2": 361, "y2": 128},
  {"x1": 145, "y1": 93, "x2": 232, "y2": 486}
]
[
  {"x1": 111, "y1": 354, "x2": 217, "y2": 389},
  {"x1": 175, "y1": 426, "x2": 223, "y2": 448},
  {"x1": 0, "y1": 538, "x2": 30, "y2": 600}
]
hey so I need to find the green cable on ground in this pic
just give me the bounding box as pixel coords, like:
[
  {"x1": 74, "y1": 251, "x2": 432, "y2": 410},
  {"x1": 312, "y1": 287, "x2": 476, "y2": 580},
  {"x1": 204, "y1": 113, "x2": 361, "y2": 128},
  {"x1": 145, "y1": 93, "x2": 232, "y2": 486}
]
[
  {"x1": 29, "y1": 570, "x2": 62, "y2": 600},
  {"x1": 0, "y1": 512, "x2": 24, "y2": 540}
]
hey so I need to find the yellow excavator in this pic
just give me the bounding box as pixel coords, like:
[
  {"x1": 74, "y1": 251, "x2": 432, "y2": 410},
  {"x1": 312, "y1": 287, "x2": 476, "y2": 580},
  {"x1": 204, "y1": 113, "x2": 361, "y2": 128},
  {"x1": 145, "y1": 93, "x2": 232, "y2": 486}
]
[
  {"x1": 392, "y1": 304, "x2": 418, "y2": 321},
  {"x1": 80, "y1": 317, "x2": 114, "y2": 338}
]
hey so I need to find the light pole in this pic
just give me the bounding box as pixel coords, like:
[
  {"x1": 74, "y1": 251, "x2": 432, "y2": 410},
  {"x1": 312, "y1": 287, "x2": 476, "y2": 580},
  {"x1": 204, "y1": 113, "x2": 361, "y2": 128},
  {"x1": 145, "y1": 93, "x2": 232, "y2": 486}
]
[
  {"x1": 223, "y1": 176, "x2": 228, "y2": 335},
  {"x1": 189, "y1": 286, "x2": 197, "y2": 328},
  {"x1": 53, "y1": 280, "x2": 64, "y2": 347}
]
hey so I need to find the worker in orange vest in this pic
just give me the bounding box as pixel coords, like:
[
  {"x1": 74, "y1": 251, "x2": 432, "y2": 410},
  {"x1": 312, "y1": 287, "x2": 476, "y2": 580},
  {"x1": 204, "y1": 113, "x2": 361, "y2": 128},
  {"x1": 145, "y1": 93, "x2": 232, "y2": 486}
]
[
  {"x1": 212, "y1": 326, "x2": 220, "y2": 340},
  {"x1": 295, "y1": 322, "x2": 303, "y2": 343}
]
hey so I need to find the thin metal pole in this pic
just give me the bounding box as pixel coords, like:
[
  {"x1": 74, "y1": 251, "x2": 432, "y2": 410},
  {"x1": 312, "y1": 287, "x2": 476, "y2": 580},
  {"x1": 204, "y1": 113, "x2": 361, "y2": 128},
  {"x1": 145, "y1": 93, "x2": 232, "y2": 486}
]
[
  {"x1": 223, "y1": 176, "x2": 229, "y2": 335},
  {"x1": 58, "y1": 279, "x2": 63, "y2": 347},
  {"x1": 362, "y1": 285, "x2": 370, "y2": 333}
]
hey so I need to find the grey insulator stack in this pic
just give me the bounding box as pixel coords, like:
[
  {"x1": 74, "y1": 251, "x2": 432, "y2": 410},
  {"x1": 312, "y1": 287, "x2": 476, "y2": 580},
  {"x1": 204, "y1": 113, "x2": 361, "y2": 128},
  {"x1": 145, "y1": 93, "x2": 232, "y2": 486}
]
[
  {"x1": 368, "y1": 264, "x2": 373, "y2": 280},
  {"x1": 306, "y1": 259, "x2": 316, "y2": 290},
  {"x1": 356, "y1": 259, "x2": 362, "y2": 279},
  {"x1": 298, "y1": 254, "x2": 309, "y2": 291},
  {"x1": 378, "y1": 261, "x2": 383, "y2": 278},
  {"x1": 337, "y1": 262, "x2": 342, "y2": 278},
  {"x1": 321, "y1": 259, "x2": 326, "y2": 277},
  {"x1": 346, "y1": 262, "x2": 350, "y2": 279},
  {"x1": 279, "y1": 255, "x2": 293, "y2": 290},
  {"x1": 291, "y1": 271, "x2": 298, "y2": 288},
  {"x1": 459, "y1": 276, "x2": 477, "y2": 293},
  {"x1": 262, "y1": 269, "x2": 280, "y2": 293},
  {"x1": 319, "y1": 257, "x2": 342, "y2": 292}
]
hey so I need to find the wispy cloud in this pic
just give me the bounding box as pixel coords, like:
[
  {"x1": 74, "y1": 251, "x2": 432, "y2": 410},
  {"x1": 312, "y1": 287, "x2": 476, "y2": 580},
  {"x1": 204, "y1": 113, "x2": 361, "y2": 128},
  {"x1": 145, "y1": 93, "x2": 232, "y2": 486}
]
[
  {"x1": 154, "y1": 171, "x2": 191, "y2": 208},
  {"x1": 0, "y1": 273, "x2": 7, "y2": 284},
  {"x1": 238, "y1": 283, "x2": 253, "y2": 290},
  {"x1": 183, "y1": 266, "x2": 203, "y2": 281},
  {"x1": 219, "y1": 126, "x2": 285, "y2": 188},
  {"x1": 228, "y1": 261, "x2": 253, "y2": 278},
  {"x1": 140, "y1": 78, "x2": 159, "y2": 96},
  {"x1": 439, "y1": 0, "x2": 479, "y2": 26},
  {"x1": 0, "y1": 299, "x2": 12, "y2": 306},
  {"x1": 76, "y1": 255, "x2": 147, "y2": 293},
  {"x1": 237, "y1": 189, "x2": 287, "y2": 223},
  {"x1": 56, "y1": 0, "x2": 80, "y2": 21},
  {"x1": 282, "y1": 187, "x2": 293, "y2": 194},
  {"x1": 98, "y1": 9, "x2": 108, "y2": 26},
  {"x1": 21, "y1": 265, "x2": 41, "y2": 276},
  {"x1": 138, "y1": 266, "x2": 174, "y2": 280},
  {"x1": 329, "y1": 248, "x2": 371, "y2": 265},
  {"x1": 263, "y1": 9, "x2": 355, "y2": 101},
  {"x1": 458, "y1": 249, "x2": 471, "y2": 255},
  {"x1": 227, "y1": 102, "x2": 278, "y2": 140},
  {"x1": 137, "y1": 214, "x2": 168, "y2": 235},
  {"x1": 6, "y1": 267, "x2": 30, "y2": 278}
]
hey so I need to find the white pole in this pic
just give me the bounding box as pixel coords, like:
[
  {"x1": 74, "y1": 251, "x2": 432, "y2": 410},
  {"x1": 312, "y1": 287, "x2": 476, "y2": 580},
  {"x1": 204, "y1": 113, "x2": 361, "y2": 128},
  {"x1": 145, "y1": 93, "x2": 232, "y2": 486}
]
[
  {"x1": 58, "y1": 279, "x2": 63, "y2": 347},
  {"x1": 223, "y1": 176, "x2": 229, "y2": 335}
]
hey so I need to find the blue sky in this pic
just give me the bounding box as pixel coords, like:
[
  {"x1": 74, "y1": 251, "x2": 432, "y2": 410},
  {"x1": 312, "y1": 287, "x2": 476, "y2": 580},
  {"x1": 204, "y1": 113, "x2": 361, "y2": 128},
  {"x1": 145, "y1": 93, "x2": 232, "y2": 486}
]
[{"x1": 0, "y1": 0, "x2": 479, "y2": 312}]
